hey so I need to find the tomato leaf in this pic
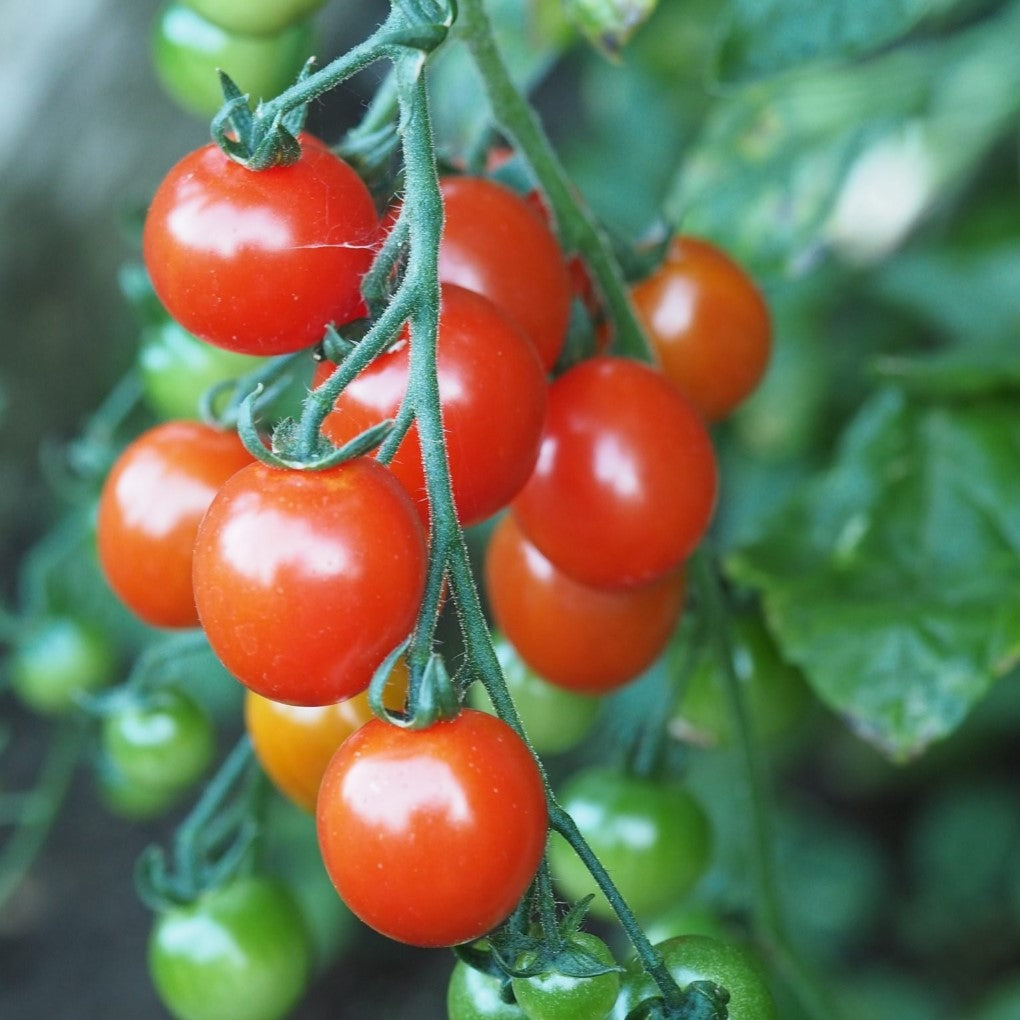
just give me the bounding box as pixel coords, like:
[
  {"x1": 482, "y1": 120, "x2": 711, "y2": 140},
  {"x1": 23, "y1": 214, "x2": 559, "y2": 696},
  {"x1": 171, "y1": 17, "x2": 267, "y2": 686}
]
[{"x1": 727, "y1": 388, "x2": 1020, "y2": 760}]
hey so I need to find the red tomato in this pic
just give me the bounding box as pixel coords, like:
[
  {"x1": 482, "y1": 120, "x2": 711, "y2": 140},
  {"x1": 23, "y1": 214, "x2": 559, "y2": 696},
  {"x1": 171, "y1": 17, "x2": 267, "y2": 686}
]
[
  {"x1": 438, "y1": 176, "x2": 572, "y2": 371},
  {"x1": 192, "y1": 457, "x2": 427, "y2": 705},
  {"x1": 244, "y1": 661, "x2": 409, "y2": 813},
  {"x1": 313, "y1": 284, "x2": 547, "y2": 527},
  {"x1": 97, "y1": 421, "x2": 253, "y2": 628},
  {"x1": 317, "y1": 709, "x2": 547, "y2": 947},
  {"x1": 485, "y1": 513, "x2": 685, "y2": 693},
  {"x1": 143, "y1": 135, "x2": 377, "y2": 356},
  {"x1": 512, "y1": 357, "x2": 718, "y2": 589},
  {"x1": 631, "y1": 237, "x2": 772, "y2": 421}
]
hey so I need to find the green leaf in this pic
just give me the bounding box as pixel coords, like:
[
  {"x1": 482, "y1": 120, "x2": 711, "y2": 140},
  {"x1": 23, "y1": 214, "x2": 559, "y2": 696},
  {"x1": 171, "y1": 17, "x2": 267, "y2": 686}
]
[{"x1": 727, "y1": 389, "x2": 1020, "y2": 760}]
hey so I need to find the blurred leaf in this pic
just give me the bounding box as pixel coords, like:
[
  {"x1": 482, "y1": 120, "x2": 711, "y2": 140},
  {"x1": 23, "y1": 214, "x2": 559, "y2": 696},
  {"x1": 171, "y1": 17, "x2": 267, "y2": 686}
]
[{"x1": 728, "y1": 388, "x2": 1020, "y2": 760}]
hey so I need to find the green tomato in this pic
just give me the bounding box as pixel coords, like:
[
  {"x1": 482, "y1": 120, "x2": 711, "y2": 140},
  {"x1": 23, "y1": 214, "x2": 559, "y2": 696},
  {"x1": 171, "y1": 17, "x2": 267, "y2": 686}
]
[
  {"x1": 149, "y1": 875, "x2": 311, "y2": 1020},
  {"x1": 448, "y1": 960, "x2": 528, "y2": 1020},
  {"x1": 511, "y1": 932, "x2": 620, "y2": 1020},
  {"x1": 152, "y1": 3, "x2": 315, "y2": 118},
  {"x1": 611, "y1": 936, "x2": 777, "y2": 1020},
  {"x1": 672, "y1": 611, "x2": 810, "y2": 749},
  {"x1": 469, "y1": 634, "x2": 600, "y2": 754},
  {"x1": 641, "y1": 902, "x2": 731, "y2": 947},
  {"x1": 548, "y1": 768, "x2": 711, "y2": 920},
  {"x1": 102, "y1": 687, "x2": 215, "y2": 794},
  {"x1": 180, "y1": 0, "x2": 328, "y2": 36},
  {"x1": 8, "y1": 616, "x2": 116, "y2": 714},
  {"x1": 138, "y1": 319, "x2": 265, "y2": 421},
  {"x1": 97, "y1": 759, "x2": 185, "y2": 820}
]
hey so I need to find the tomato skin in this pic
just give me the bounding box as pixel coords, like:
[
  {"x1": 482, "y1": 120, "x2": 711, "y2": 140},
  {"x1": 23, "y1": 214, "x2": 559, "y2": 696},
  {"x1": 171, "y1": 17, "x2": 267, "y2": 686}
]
[
  {"x1": 192, "y1": 457, "x2": 427, "y2": 706},
  {"x1": 244, "y1": 660, "x2": 409, "y2": 813},
  {"x1": 314, "y1": 284, "x2": 548, "y2": 527},
  {"x1": 448, "y1": 960, "x2": 527, "y2": 1019},
  {"x1": 439, "y1": 176, "x2": 572, "y2": 371},
  {"x1": 316, "y1": 709, "x2": 548, "y2": 947},
  {"x1": 152, "y1": 3, "x2": 314, "y2": 119},
  {"x1": 611, "y1": 935, "x2": 778, "y2": 1020},
  {"x1": 485, "y1": 514, "x2": 685, "y2": 694},
  {"x1": 548, "y1": 768, "x2": 711, "y2": 920},
  {"x1": 148, "y1": 875, "x2": 311, "y2": 1020},
  {"x1": 512, "y1": 356, "x2": 717, "y2": 589},
  {"x1": 97, "y1": 421, "x2": 254, "y2": 628},
  {"x1": 182, "y1": 0, "x2": 328, "y2": 36},
  {"x1": 143, "y1": 138, "x2": 377, "y2": 356},
  {"x1": 631, "y1": 237, "x2": 772, "y2": 422},
  {"x1": 467, "y1": 633, "x2": 600, "y2": 753},
  {"x1": 8, "y1": 617, "x2": 116, "y2": 715},
  {"x1": 512, "y1": 932, "x2": 620, "y2": 1020}
]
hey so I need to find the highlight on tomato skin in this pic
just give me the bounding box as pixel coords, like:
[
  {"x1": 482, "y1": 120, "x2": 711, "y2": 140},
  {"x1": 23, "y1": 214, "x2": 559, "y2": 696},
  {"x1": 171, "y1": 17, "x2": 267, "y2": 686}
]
[
  {"x1": 316, "y1": 709, "x2": 548, "y2": 948},
  {"x1": 631, "y1": 236, "x2": 772, "y2": 422},
  {"x1": 192, "y1": 456, "x2": 427, "y2": 706},
  {"x1": 485, "y1": 512, "x2": 686, "y2": 695}
]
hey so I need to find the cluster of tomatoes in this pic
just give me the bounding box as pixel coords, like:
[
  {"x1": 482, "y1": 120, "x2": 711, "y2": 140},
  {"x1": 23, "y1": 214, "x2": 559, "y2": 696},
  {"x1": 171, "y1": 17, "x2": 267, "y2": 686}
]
[{"x1": 94, "y1": 126, "x2": 775, "y2": 1019}]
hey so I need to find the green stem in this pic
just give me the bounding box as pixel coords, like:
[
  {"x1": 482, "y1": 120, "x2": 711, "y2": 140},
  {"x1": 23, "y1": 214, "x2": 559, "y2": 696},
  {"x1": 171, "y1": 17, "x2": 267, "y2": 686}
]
[
  {"x1": 692, "y1": 550, "x2": 845, "y2": 1020},
  {"x1": 457, "y1": 0, "x2": 650, "y2": 361}
]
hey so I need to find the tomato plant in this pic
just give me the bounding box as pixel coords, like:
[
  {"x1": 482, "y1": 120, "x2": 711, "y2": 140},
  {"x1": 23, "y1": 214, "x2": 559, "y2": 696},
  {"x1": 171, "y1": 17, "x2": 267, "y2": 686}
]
[
  {"x1": 548, "y1": 767, "x2": 712, "y2": 920},
  {"x1": 192, "y1": 457, "x2": 427, "y2": 705},
  {"x1": 148, "y1": 875, "x2": 311, "y2": 1020},
  {"x1": 97, "y1": 420, "x2": 254, "y2": 628},
  {"x1": 314, "y1": 283, "x2": 548, "y2": 526},
  {"x1": 143, "y1": 136, "x2": 377, "y2": 355},
  {"x1": 631, "y1": 237, "x2": 772, "y2": 421},
  {"x1": 485, "y1": 512, "x2": 685, "y2": 693},
  {"x1": 512, "y1": 356, "x2": 718, "y2": 589},
  {"x1": 316, "y1": 709, "x2": 548, "y2": 947},
  {"x1": 152, "y1": 3, "x2": 315, "y2": 119},
  {"x1": 437, "y1": 175, "x2": 573, "y2": 371}
]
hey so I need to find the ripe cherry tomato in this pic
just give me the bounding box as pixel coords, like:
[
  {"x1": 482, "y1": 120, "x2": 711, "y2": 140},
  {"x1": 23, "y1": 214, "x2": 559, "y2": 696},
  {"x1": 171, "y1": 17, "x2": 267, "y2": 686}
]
[
  {"x1": 438, "y1": 176, "x2": 572, "y2": 371},
  {"x1": 192, "y1": 457, "x2": 426, "y2": 705},
  {"x1": 314, "y1": 284, "x2": 548, "y2": 527},
  {"x1": 97, "y1": 421, "x2": 254, "y2": 628},
  {"x1": 611, "y1": 935, "x2": 778, "y2": 1020},
  {"x1": 485, "y1": 514, "x2": 685, "y2": 694},
  {"x1": 149, "y1": 875, "x2": 311, "y2": 1020},
  {"x1": 512, "y1": 932, "x2": 620, "y2": 1020},
  {"x1": 152, "y1": 3, "x2": 315, "y2": 119},
  {"x1": 467, "y1": 633, "x2": 600, "y2": 753},
  {"x1": 548, "y1": 767, "x2": 711, "y2": 920},
  {"x1": 143, "y1": 136, "x2": 377, "y2": 355},
  {"x1": 317, "y1": 709, "x2": 548, "y2": 947},
  {"x1": 182, "y1": 0, "x2": 328, "y2": 36},
  {"x1": 512, "y1": 357, "x2": 717, "y2": 589},
  {"x1": 244, "y1": 659, "x2": 409, "y2": 813},
  {"x1": 630, "y1": 237, "x2": 772, "y2": 421}
]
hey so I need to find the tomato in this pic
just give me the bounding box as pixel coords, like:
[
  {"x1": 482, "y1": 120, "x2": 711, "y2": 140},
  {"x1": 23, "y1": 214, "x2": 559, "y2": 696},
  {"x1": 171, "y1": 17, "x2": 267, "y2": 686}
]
[
  {"x1": 244, "y1": 659, "x2": 409, "y2": 812},
  {"x1": 181, "y1": 0, "x2": 328, "y2": 36},
  {"x1": 314, "y1": 284, "x2": 548, "y2": 527},
  {"x1": 316, "y1": 709, "x2": 548, "y2": 947},
  {"x1": 630, "y1": 237, "x2": 772, "y2": 421},
  {"x1": 548, "y1": 768, "x2": 711, "y2": 921},
  {"x1": 138, "y1": 319, "x2": 265, "y2": 421},
  {"x1": 467, "y1": 633, "x2": 600, "y2": 753},
  {"x1": 97, "y1": 421, "x2": 254, "y2": 628},
  {"x1": 512, "y1": 356, "x2": 717, "y2": 590},
  {"x1": 8, "y1": 616, "x2": 116, "y2": 715},
  {"x1": 152, "y1": 4, "x2": 315, "y2": 119},
  {"x1": 448, "y1": 960, "x2": 527, "y2": 1020},
  {"x1": 512, "y1": 932, "x2": 620, "y2": 1020},
  {"x1": 611, "y1": 935, "x2": 778, "y2": 1020},
  {"x1": 485, "y1": 514, "x2": 685, "y2": 694},
  {"x1": 143, "y1": 136, "x2": 377, "y2": 356},
  {"x1": 672, "y1": 611, "x2": 810, "y2": 748},
  {"x1": 149, "y1": 875, "x2": 311, "y2": 1020},
  {"x1": 438, "y1": 176, "x2": 572, "y2": 371},
  {"x1": 192, "y1": 457, "x2": 426, "y2": 705},
  {"x1": 102, "y1": 687, "x2": 215, "y2": 795}
]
